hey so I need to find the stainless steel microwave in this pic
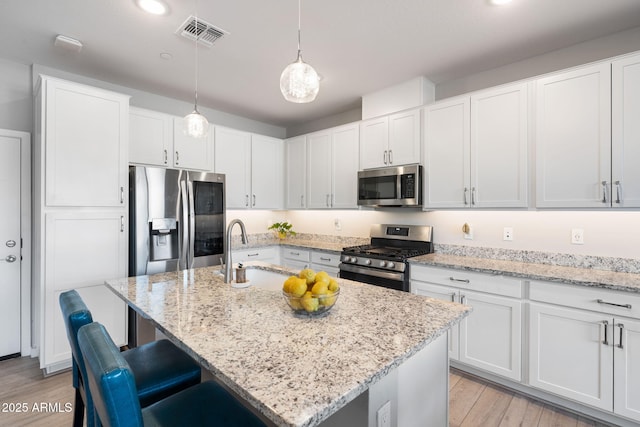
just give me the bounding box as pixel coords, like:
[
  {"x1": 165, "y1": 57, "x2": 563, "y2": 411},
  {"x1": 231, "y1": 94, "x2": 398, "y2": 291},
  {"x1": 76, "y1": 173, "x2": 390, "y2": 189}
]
[{"x1": 357, "y1": 164, "x2": 422, "y2": 207}]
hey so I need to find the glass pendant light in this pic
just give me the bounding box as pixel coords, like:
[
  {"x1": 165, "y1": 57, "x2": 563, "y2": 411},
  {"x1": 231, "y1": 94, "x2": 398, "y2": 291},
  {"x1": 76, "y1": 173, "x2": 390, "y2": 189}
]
[
  {"x1": 280, "y1": 0, "x2": 319, "y2": 103},
  {"x1": 184, "y1": 13, "x2": 209, "y2": 138}
]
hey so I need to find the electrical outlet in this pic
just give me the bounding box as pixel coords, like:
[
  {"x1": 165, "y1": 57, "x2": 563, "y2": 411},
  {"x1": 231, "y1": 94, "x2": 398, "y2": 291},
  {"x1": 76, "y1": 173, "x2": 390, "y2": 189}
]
[
  {"x1": 571, "y1": 228, "x2": 584, "y2": 245},
  {"x1": 377, "y1": 401, "x2": 391, "y2": 427},
  {"x1": 503, "y1": 227, "x2": 514, "y2": 241},
  {"x1": 463, "y1": 223, "x2": 473, "y2": 240},
  {"x1": 334, "y1": 218, "x2": 342, "y2": 231}
]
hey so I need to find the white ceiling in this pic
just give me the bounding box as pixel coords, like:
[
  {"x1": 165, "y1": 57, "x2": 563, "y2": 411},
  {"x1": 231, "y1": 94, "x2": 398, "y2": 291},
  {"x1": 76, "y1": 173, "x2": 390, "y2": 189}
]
[{"x1": 2, "y1": 0, "x2": 640, "y2": 129}]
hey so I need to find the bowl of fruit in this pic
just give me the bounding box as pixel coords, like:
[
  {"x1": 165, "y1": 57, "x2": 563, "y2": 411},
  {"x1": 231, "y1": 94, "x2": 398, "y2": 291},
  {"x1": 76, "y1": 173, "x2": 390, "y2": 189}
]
[{"x1": 282, "y1": 269, "x2": 340, "y2": 317}]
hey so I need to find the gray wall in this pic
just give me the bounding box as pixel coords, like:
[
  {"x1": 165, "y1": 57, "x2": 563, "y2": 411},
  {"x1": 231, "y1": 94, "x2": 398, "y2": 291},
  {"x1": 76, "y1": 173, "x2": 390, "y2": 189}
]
[
  {"x1": 0, "y1": 59, "x2": 32, "y2": 133},
  {"x1": 286, "y1": 106, "x2": 362, "y2": 138}
]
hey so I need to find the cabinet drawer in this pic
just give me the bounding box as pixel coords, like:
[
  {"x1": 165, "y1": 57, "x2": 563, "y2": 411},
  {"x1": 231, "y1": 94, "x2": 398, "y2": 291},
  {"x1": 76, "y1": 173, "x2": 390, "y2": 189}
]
[
  {"x1": 311, "y1": 251, "x2": 341, "y2": 268},
  {"x1": 234, "y1": 247, "x2": 278, "y2": 262},
  {"x1": 411, "y1": 265, "x2": 523, "y2": 298},
  {"x1": 530, "y1": 280, "x2": 640, "y2": 318},
  {"x1": 282, "y1": 248, "x2": 310, "y2": 262}
]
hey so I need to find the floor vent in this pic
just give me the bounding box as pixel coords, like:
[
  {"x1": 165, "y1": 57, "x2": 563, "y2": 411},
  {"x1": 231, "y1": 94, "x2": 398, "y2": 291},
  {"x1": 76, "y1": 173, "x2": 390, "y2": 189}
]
[{"x1": 177, "y1": 15, "x2": 228, "y2": 47}]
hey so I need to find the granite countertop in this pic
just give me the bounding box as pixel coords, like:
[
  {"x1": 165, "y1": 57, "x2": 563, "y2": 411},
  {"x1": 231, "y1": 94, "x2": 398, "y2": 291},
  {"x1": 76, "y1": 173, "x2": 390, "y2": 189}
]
[
  {"x1": 412, "y1": 253, "x2": 640, "y2": 293},
  {"x1": 106, "y1": 263, "x2": 470, "y2": 427}
]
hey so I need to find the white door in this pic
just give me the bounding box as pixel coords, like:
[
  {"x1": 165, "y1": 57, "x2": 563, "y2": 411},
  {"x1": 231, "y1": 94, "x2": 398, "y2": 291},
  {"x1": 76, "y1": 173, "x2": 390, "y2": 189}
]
[
  {"x1": 307, "y1": 131, "x2": 332, "y2": 208},
  {"x1": 331, "y1": 124, "x2": 360, "y2": 208},
  {"x1": 388, "y1": 108, "x2": 421, "y2": 166},
  {"x1": 0, "y1": 133, "x2": 22, "y2": 357},
  {"x1": 214, "y1": 127, "x2": 251, "y2": 208},
  {"x1": 285, "y1": 136, "x2": 307, "y2": 209},
  {"x1": 614, "y1": 317, "x2": 640, "y2": 422},
  {"x1": 359, "y1": 116, "x2": 388, "y2": 169},
  {"x1": 251, "y1": 135, "x2": 283, "y2": 209}
]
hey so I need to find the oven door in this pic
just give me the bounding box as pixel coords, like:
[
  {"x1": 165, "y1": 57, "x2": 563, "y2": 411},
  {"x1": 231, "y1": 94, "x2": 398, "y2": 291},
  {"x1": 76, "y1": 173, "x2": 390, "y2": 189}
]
[{"x1": 339, "y1": 263, "x2": 408, "y2": 292}]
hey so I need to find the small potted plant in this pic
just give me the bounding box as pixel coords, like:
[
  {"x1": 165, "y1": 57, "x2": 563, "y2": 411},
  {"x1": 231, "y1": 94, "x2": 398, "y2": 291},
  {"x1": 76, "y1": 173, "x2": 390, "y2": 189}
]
[{"x1": 268, "y1": 222, "x2": 296, "y2": 239}]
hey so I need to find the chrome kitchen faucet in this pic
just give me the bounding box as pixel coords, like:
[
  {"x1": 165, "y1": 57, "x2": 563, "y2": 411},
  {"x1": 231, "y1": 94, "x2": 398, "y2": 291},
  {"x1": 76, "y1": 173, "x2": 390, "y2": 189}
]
[{"x1": 224, "y1": 219, "x2": 248, "y2": 283}]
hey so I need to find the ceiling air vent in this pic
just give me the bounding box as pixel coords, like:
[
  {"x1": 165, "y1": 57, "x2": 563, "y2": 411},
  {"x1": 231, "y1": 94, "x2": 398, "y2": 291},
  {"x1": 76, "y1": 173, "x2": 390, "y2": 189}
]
[{"x1": 177, "y1": 15, "x2": 228, "y2": 47}]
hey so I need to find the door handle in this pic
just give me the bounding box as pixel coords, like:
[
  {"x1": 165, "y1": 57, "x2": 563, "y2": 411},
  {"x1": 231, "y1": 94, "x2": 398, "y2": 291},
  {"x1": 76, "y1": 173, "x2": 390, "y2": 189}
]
[
  {"x1": 383, "y1": 150, "x2": 388, "y2": 165},
  {"x1": 615, "y1": 181, "x2": 622, "y2": 204},
  {"x1": 463, "y1": 188, "x2": 469, "y2": 206},
  {"x1": 616, "y1": 323, "x2": 624, "y2": 349},
  {"x1": 596, "y1": 299, "x2": 632, "y2": 309},
  {"x1": 471, "y1": 187, "x2": 476, "y2": 206},
  {"x1": 1, "y1": 255, "x2": 17, "y2": 263},
  {"x1": 450, "y1": 292, "x2": 456, "y2": 303},
  {"x1": 602, "y1": 320, "x2": 609, "y2": 345},
  {"x1": 163, "y1": 149, "x2": 168, "y2": 164},
  {"x1": 120, "y1": 216, "x2": 124, "y2": 232},
  {"x1": 449, "y1": 277, "x2": 470, "y2": 283},
  {"x1": 388, "y1": 150, "x2": 393, "y2": 164},
  {"x1": 120, "y1": 186, "x2": 124, "y2": 204},
  {"x1": 175, "y1": 151, "x2": 180, "y2": 165},
  {"x1": 602, "y1": 181, "x2": 609, "y2": 204},
  {"x1": 252, "y1": 194, "x2": 256, "y2": 207}
]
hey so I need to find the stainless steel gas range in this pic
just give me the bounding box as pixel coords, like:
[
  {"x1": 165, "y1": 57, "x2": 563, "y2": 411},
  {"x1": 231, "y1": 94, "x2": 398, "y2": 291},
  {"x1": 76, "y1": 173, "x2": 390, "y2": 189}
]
[{"x1": 339, "y1": 224, "x2": 434, "y2": 292}]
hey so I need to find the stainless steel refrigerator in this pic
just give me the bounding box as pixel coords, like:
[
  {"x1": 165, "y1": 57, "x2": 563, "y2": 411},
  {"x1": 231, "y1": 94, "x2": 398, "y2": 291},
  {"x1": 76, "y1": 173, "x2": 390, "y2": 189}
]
[{"x1": 129, "y1": 166, "x2": 226, "y2": 276}]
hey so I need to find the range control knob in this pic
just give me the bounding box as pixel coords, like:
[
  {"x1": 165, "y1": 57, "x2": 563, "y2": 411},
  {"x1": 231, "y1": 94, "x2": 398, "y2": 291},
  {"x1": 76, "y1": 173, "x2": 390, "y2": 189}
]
[
  {"x1": 387, "y1": 262, "x2": 395, "y2": 269},
  {"x1": 364, "y1": 259, "x2": 371, "y2": 265},
  {"x1": 379, "y1": 261, "x2": 387, "y2": 268},
  {"x1": 350, "y1": 257, "x2": 358, "y2": 263}
]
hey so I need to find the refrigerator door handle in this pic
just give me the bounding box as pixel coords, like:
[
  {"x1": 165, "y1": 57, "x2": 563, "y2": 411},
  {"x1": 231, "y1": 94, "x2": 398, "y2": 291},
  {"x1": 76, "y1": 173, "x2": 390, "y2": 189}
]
[
  {"x1": 187, "y1": 179, "x2": 196, "y2": 269},
  {"x1": 180, "y1": 179, "x2": 189, "y2": 269}
]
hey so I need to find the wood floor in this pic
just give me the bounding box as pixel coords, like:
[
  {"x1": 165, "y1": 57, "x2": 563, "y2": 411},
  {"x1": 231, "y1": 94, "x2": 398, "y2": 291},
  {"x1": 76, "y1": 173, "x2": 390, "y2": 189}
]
[{"x1": 0, "y1": 357, "x2": 614, "y2": 427}]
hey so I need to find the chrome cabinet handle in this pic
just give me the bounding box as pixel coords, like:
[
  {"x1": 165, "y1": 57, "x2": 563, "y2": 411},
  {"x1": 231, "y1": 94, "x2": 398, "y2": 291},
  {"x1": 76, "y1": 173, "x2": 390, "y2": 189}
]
[
  {"x1": 247, "y1": 253, "x2": 259, "y2": 257},
  {"x1": 596, "y1": 299, "x2": 631, "y2": 309},
  {"x1": 120, "y1": 186, "x2": 124, "y2": 204},
  {"x1": 175, "y1": 151, "x2": 180, "y2": 165},
  {"x1": 449, "y1": 277, "x2": 470, "y2": 283},
  {"x1": 463, "y1": 188, "x2": 469, "y2": 205},
  {"x1": 320, "y1": 257, "x2": 331, "y2": 262},
  {"x1": 388, "y1": 150, "x2": 393, "y2": 164},
  {"x1": 383, "y1": 150, "x2": 388, "y2": 165},
  {"x1": 290, "y1": 251, "x2": 300, "y2": 256},
  {"x1": 602, "y1": 320, "x2": 609, "y2": 345},
  {"x1": 245, "y1": 195, "x2": 249, "y2": 207},
  {"x1": 300, "y1": 195, "x2": 304, "y2": 207},
  {"x1": 617, "y1": 323, "x2": 625, "y2": 349},
  {"x1": 163, "y1": 149, "x2": 168, "y2": 164},
  {"x1": 6, "y1": 240, "x2": 16, "y2": 248},
  {"x1": 602, "y1": 181, "x2": 609, "y2": 204},
  {"x1": 615, "y1": 181, "x2": 622, "y2": 204},
  {"x1": 450, "y1": 292, "x2": 456, "y2": 303},
  {"x1": 1, "y1": 255, "x2": 17, "y2": 263},
  {"x1": 460, "y1": 295, "x2": 466, "y2": 304},
  {"x1": 326, "y1": 194, "x2": 330, "y2": 207},
  {"x1": 471, "y1": 187, "x2": 476, "y2": 206},
  {"x1": 252, "y1": 194, "x2": 256, "y2": 206},
  {"x1": 120, "y1": 216, "x2": 124, "y2": 232}
]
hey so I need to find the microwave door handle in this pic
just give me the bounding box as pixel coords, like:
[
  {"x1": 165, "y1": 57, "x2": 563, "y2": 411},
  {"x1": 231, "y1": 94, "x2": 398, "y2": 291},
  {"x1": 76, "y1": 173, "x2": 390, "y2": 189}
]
[
  {"x1": 187, "y1": 179, "x2": 196, "y2": 269},
  {"x1": 180, "y1": 180, "x2": 189, "y2": 269}
]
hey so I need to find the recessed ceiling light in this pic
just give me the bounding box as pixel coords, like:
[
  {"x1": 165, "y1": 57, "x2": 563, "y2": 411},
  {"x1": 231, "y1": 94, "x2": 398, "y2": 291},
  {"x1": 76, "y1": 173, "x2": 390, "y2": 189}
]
[
  {"x1": 135, "y1": 0, "x2": 169, "y2": 15},
  {"x1": 488, "y1": 0, "x2": 513, "y2": 5},
  {"x1": 160, "y1": 52, "x2": 173, "y2": 60}
]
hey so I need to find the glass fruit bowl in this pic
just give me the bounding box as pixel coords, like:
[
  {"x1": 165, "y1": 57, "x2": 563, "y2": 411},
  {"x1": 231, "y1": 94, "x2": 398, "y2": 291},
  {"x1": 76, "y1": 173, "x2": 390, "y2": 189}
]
[{"x1": 282, "y1": 288, "x2": 340, "y2": 317}]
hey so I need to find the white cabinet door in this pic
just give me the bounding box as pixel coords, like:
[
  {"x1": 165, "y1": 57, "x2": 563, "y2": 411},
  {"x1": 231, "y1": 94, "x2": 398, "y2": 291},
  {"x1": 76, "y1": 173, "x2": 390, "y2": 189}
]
[
  {"x1": 535, "y1": 63, "x2": 611, "y2": 208},
  {"x1": 612, "y1": 54, "x2": 640, "y2": 208},
  {"x1": 173, "y1": 117, "x2": 213, "y2": 171},
  {"x1": 43, "y1": 77, "x2": 128, "y2": 207},
  {"x1": 215, "y1": 127, "x2": 251, "y2": 208},
  {"x1": 286, "y1": 136, "x2": 307, "y2": 209},
  {"x1": 423, "y1": 97, "x2": 470, "y2": 208},
  {"x1": 614, "y1": 317, "x2": 640, "y2": 422},
  {"x1": 458, "y1": 290, "x2": 522, "y2": 381},
  {"x1": 471, "y1": 83, "x2": 528, "y2": 208},
  {"x1": 410, "y1": 281, "x2": 459, "y2": 360},
  {"x1": 388, "y1": 108, "x2": 420, "y2": 166},
  {"x1": 331, "y1": 124, "x2": 359, "y2": 209},
  {"x1": 251, "y1": 135, "x2": 283, "y2": 209},
  {"x1": 359, "y1": 116, "x2": 389, "y2": 169},
  {"x1": 43, "y1": 212, "x2": 128, "y2": 368},
  {"x1": 529, "y1": 302, "x2": 613, "y2": 411},
  {"x1": 307, "y1": 131, "x2": 332, "y2": 208},
  {"x1": 129, "y1": 107, "x2": 172, "y2": 167}
]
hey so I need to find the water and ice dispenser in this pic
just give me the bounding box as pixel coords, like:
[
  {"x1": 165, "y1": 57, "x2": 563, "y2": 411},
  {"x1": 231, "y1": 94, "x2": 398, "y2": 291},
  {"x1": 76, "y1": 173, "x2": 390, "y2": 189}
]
[{"x1": 149, "y1": 218, "x2": 179, "y2": 262}]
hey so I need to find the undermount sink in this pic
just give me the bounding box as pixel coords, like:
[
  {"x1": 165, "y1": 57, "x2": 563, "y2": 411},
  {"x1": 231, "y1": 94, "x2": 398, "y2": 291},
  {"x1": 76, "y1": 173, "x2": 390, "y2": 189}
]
[{"x1": 233, "y1": 267, "x2": 289, "y2": 291}]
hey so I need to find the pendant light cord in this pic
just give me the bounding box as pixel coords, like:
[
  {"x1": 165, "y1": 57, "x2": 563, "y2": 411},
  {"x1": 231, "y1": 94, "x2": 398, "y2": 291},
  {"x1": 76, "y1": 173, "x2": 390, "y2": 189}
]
[
  {"x1": 194, "y1": 13, "x2": 200, "y2": 111},
  {"x1": 297, "y1": 0, "x2": 302, "y2": 57}
]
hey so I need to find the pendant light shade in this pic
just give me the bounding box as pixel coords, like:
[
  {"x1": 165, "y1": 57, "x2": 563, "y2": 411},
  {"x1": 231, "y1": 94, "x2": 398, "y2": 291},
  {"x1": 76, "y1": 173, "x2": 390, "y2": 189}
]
[
  {"x1": 183, "y1": 12, "x2": 209, "y2": 138},
  {"x1": 280, "y1": 0, "x2": 319, "y2": 103}
]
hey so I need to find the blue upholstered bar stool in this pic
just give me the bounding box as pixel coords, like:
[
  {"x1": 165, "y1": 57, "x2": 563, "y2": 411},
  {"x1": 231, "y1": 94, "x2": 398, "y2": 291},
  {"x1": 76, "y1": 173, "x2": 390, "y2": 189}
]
[
  {"x1": 59, "y1": 290, "x2": 202, "y2": 427},
  {"x1": 78, "y1": 322, "x2": 266, "y2": 427}
]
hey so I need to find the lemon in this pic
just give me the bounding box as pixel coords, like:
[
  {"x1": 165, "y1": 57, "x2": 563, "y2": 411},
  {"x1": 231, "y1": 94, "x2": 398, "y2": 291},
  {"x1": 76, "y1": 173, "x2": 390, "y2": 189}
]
[
  {"x1": 320, "y1": 290, "x2": 336, "y2": 307},
  {"x1": 283, "y1": 276, "x2": 299, "y2": 293},
  {"x1": 288, "y1": 296, "x2": 303, "y2": 310},
  {"x1": 314, "y1": 271, "x2": 330, "y2": 285},
  {"x1": 311, "y1": 281, "x2": 328, "y2": 296},
  {"x1": 299, "y1": 268, "x2": 316, "y2": 285},
  {"x1": 328, "y1": 278, "x2": 339, "y2": 292},
  {"x1": 301, "y1": 291, "x2": 319, "y2": 312},
  {"x1": 288, "y1": 277, "x2": 308, "y2": 297}
]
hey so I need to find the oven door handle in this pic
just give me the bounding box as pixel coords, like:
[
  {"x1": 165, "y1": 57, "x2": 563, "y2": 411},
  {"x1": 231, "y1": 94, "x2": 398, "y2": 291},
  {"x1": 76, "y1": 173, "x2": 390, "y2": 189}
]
[{"x1": 339, "y1": 263, "x2": 404, "y2": 282}]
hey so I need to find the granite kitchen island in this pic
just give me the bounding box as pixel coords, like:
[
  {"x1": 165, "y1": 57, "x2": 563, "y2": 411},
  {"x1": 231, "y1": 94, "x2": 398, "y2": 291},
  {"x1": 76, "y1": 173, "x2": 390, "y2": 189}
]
[{"x1": 105, "y1": 263, "x2": 470, "y2": 427}]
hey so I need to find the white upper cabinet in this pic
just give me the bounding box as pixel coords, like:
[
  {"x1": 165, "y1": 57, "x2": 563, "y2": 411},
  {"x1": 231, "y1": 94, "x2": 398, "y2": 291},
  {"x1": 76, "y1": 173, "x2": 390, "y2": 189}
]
[
  {"x1": 214, "y1": 127, "x2": 283, "y2": 209},
  {"x1": 251, "y1": 134, "x2": 284, "y2": 209},
  {"x1": 424, "y1": 96, "x2": 470, "y2": 208},
  {"x1": 424, "y1": 83, "x2": 528, "y2": 209},
  {"x1": 535, "y1": 62, "x2": 612, "y2": 208},
  {"x1": 612, "y1": 53, "x2": 640, "y2": 208},
  {"x1": 285, "y1": 136, "x2": 307, "y2": 209},
  {"x1": 42, "y1": 77, "x2": 128, "y2": 207},
  {"x1": 129, "y1": 107, "x2": 213, "y2": 171},
  {"x1": 172, "y1": 117, "x2": 213, "y2": 171},
  {"x1": 129, "y1": 107, "x2": 172, "y2": 166},
  {"x1": 360, "y1": 108, "x2": 420, "y2": 169},
  {"x1": 470, "y1": 83, "x2": 528, "y2": 208},
  {"x1": 306, "y1": 123, "x2": 360, "y2": 209}
]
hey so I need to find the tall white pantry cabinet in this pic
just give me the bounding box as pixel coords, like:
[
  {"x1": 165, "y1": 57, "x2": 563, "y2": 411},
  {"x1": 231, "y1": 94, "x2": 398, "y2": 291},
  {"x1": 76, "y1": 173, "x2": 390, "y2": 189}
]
[{"x1": 34, "y1": 75, "x2": 129, "y2": 374}]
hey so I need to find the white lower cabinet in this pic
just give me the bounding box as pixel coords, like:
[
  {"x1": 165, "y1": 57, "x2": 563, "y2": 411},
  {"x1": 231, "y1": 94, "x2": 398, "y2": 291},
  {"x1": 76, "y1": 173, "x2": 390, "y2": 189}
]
[
  {"x1": 310, "y1": 251, "x2": 341, "y2": 277},
  {"x1": 233, "y1": 247, "x2": 280, "y2": 265},
  {"x1": 410, "y1": 265, "x2": 522, "y2": 381},
  {"x1": 529, "y1": 280, "x2": 640, "y2": 422}
]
